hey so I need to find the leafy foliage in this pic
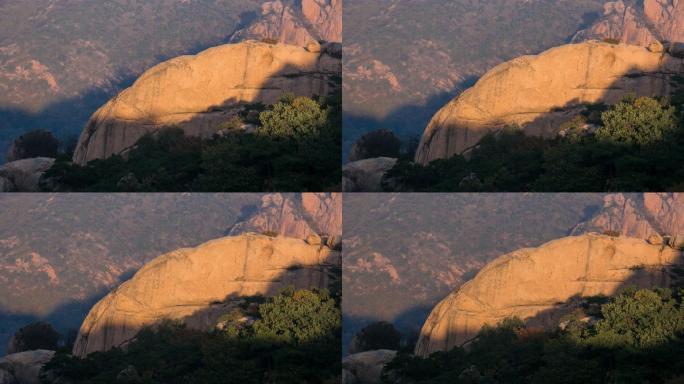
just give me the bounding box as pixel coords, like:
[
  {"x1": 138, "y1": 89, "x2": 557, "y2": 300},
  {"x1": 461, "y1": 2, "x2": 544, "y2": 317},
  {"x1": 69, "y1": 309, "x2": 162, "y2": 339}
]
[
  {"x1": 8, "y1": 321, "x2": 59, "y2": 353},
  {"x1": 385, "y1": 96, "x2": 684, "y2": 192},
  {"x1": 350, "y1": 321, "x2": 402, "y2": 353},
  {"x1": 41, "y1": 288, "x2": 341, "y2": 384},
  {"x1": 6, "y1": 129, "x2": 60, "y2": 162},
  {"x1": 40, "y1": 93, "x2": 341, "y2": 192},
  {"x1": 597, "y1": 96, "x2": 677, "y2": 146},
  {"x1": 383, "y1": 287, "x2": 684, "y2": 384}
]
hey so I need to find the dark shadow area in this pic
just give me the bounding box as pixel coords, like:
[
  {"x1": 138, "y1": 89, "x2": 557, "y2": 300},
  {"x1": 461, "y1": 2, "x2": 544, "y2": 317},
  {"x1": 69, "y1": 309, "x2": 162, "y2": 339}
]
[
  {"x1": 0, "y1": 282, "x2": 124, "y2": 356},
  {"x1": 342, "y1": 75, "x2": 479, "y2": 163}
]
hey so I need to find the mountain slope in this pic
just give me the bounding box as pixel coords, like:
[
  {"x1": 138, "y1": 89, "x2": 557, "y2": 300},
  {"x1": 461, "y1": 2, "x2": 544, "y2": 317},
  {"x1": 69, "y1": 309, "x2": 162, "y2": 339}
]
[
  {"x1": 343, "y1": 0, "x2": 606, "y2": 158},
  {"x1": 73, "y1": 233, "x2": 340, "y2": 357},
  {"x1": 415, "y1": 41, "x2": 684, "y2": 164},
  {"x1": 416, "y1": 234, "x2": 683, "y2": 356},
  {"x1": 71, "y1": 40, "x2": 341, "y2": 164},
  {"x1": 342, "y1": 193, "x2": 605, "y2": 352}
]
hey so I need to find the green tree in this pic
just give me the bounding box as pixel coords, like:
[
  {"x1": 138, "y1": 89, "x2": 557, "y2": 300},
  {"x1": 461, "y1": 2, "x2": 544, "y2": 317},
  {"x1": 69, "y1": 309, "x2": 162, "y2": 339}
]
[
  {"x1": 590, "y1": 288, "x2": 684, "y2": 349},
  {"x1": 596, "y1": 96, "x2": 677, "y2": 146},
  {"x1": 253, "y1": 287, "x2": 340, "y2": 344},
  {"x1": 258, "y1": 94, "x2": 328, "y2": 138},
  {"x1": 351, "y1": 321, "x2": 401, "y2": 353}
]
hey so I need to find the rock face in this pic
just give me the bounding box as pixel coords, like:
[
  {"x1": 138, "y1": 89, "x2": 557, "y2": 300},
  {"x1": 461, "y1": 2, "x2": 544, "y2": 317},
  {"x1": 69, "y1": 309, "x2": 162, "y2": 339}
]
[
  {"x1": 230, "y1": 0, "x2": 342, "y2": 47},
  {"x1": 574, "y1": 0, "x2": 684, "y2": 46},
  {"x1": 573, "y1": 193, "x2": 684, "y2": 238},
  {"x1": 0, "y1": 350, "x2": 54, "y2": 384},
  {"x1": 342, "y1": 350, "x2": 397, "y2": 384},
  {"x1": 0, "y1": 158, "x2": 55, "y2": 192},
  {"x1": 343, "y1": 157, "x2": 397, "y2": 192},
  {"x1": 415, "y1": 41, "x2": 684, "y2": 164},
  {"x1": 229, "y1": 193, "x2": 342, "y2": 241},
  {"x1": 415, "y1": 234, "x2": 684, "y2": 357},
  {"x1": 72, "y1": 41, "x2": 341, "y2": 165},
  {"x1": 72, "y1": 233, "x2": 340, "y2": 357},
  {"x1": 301, "y1": 0, "x2": 342, "y2": 43}
]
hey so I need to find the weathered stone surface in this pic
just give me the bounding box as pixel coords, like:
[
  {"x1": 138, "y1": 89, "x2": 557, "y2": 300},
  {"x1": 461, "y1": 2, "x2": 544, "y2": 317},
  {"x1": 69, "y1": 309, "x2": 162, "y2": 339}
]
[
  {"x1": 574, "y1": 0, "x2": 684, "y2": 46},
  {"x1": 72, "y1": 41, "x2": 341, "y2": 165},
  {"x1": 342, "y1": 350, "x2": 397, "y2": 384},
  {"x1": 229, "y1": 0, "x2": 341, "y2": 47},
  {"x1": 572, "y1": 1, "x2": 660, "y2": 46},
  {"x1": 343, "y1": 157, "x2": 397, "y2": 192},
  {"x1": 73, "y1": 233, "x2": 340, "y2": 357},
  {"x1": 644, "y1": 0, "x2": 684, "y2": 43},
  {"x1": 301, "y1": 0, "x2": 342, "y2": 43},
  {"x1": 415, "y1": 41, "x2": 684, "y2": 164},
  {"x1": 0, "y1": 350, "x2": 54, "y2": 384},
  {"x1": 229, "y1": 193, "x2": 341, "y2": 240},
  {"x1": 0, "y1": 158, "x2": 54, "y2": 192},
  {"x1": 573, "y1": 193, "x2": 684, "y2": 239},
  {"x1": 415, "y1": 234, "x2": 683, "y2": 357}
]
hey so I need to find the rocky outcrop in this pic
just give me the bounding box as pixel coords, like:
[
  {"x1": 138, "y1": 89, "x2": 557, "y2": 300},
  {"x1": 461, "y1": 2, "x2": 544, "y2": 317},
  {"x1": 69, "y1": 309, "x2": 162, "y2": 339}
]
[
  {"x1": 230, "y1": 0, "x2": 342, "y2": 47},
  {"x1": 342, "y1": 350, "x2": 397, "y2": 384},
  {"x1": 72, "y1": 41, "x2": 341, "y2": 165},
  {"x1": 72, "y1": 233, "x2": 340, "y2": 357},
  {"x1": 229, "y1": 193, "x2": 342, "y2": 242},
  {"x1": 574, "y1": 0, "x2": 684, "y2": 46},
  {"x1": 0, "y1": 350, "x2": 54, "y2": 384},
  {"x1": 573, "y1": 193, "x2": 684, "y2": 238},
  {"x1": 572, "y1": 1, "x2": 660, "y2": 46},
  {"x1": 301, "y1": 0, "x2": 342, "y2": 43},
  {"x1": 343, "y1": 157, "x2": 397, "y2": 192},
  {"x1": 0, "y1": 158, "x2": 54, "y2": 192},
  {"x1": 415, "y1": 41, "x2": 684, "y2": 164},
  {"x1": 415, "y1": 234, "x2": 684, "y2": 357}
]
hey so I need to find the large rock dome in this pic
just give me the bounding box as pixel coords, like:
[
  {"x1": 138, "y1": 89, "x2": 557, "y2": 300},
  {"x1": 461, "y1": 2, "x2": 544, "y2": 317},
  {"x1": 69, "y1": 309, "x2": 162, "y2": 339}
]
[
  {"x1": 72, "y1": 40, "x2": 341, "y2": 165},
  {"x1": 415, "y1": 41, "x2": 684, "y2": 164},
  {"x1": 73, "y1": 233, "x2": 340, "y2": 357},
  {"x1": 415, "y1": 234, "x2": 683, "y2": 357}
]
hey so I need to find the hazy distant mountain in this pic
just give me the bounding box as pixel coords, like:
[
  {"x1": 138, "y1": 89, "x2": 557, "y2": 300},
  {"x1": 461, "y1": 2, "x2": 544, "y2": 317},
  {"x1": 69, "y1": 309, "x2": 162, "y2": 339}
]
[
  {"x1": 0, "y1": 193, "x2": 345, "y2": 355},
  {"x1": 0, "y1": 0, "x2": 266, "y2": 161},
  {"x1": 0, "y1": 0, "x2": 341, "y2": 163},
  {"x1": 342, "y1": 193, "x2": 607, "y2": 352},
  {"x1": 343, "y1": 0, "x2": 606, "y2": 159}
]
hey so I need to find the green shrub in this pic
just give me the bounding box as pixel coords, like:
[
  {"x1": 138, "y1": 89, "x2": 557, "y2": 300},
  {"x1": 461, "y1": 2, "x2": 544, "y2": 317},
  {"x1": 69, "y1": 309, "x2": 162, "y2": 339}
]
[
  {"x1": 350, "y1": 321, "x2": 401, "y2": 353},
  {"x1": 596, "y1": 96, "x2": 677, "y2": 146}
]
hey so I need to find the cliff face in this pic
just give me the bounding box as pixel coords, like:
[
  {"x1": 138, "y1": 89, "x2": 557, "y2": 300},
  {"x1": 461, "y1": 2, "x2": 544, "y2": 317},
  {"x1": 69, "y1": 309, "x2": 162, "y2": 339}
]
[
  {"x1": 574, "y1": 0, "x2": 684, "y2": 46},
  {"x1": 72, "y1": 233, "x2": 340, "y2": 357},
  {"x1": 573, "y1": 193, "x2": 684, "y2": 238},
  {"x1": 415, "y1": 234, "x2": 683, "y2": 357},
  {"x1": 230, "y1": 0, "x2": 342, "y2": 46},
  {"x1": 415, "y1": 41, "x2": 684, "y2": 164},
  {"x1": 229, "y1": 193, "x2": 342, "y2": 240},
  {"x1": 72, "y1": 40, "x2": 341, "y2": 165}
]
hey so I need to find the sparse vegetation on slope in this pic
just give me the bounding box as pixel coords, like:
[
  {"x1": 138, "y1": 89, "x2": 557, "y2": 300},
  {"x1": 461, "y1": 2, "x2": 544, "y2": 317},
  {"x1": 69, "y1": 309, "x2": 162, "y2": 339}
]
[
  {"x1": 40, "y1": 93, "x2": 342, "y2": 192},
  {"x1": 384, "y1": 95, "x2": 684, "y2": 191},
  {"x1": 384, "y1": 287, "x2": 684, "y2": 384},
  {"x1": 41, "y1": 287, "x2": 342, "y2": 384}
]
